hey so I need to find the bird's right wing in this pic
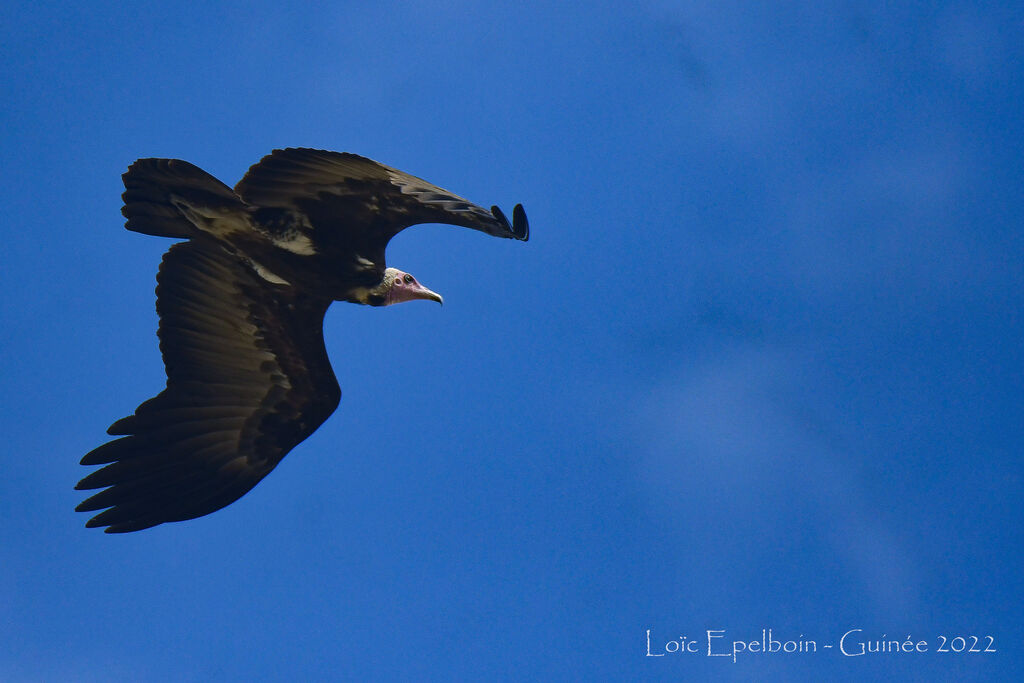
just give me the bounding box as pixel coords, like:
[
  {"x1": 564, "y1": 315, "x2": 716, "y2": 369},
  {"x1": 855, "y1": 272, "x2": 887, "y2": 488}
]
[{"x1": 76, "y1": 241, "x2": 340, "y2": 532}]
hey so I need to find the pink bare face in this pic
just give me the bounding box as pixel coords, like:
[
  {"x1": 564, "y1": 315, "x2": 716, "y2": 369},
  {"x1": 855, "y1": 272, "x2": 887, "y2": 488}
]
[{"x1": 384, "y1": 268, "x2": 443, "y2": 306}]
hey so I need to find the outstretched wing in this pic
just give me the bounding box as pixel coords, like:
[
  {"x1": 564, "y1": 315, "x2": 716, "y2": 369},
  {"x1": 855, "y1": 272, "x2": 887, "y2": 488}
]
[
  {"x1": 234, "y1": 148, "x2": 528, "y2": 255},
  {"x1": 76, "y1": 241, "x2": 340, "y2": 533}
]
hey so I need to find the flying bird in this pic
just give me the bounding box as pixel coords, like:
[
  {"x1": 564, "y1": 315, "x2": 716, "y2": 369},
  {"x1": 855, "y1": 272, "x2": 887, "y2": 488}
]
[{"x1": 76, "y1": 148, "x2": 528, "y2": 532}]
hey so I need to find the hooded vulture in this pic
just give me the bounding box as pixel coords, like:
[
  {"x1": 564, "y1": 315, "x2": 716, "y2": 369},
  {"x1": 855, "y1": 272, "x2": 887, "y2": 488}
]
[{"x1": 76, "y1": 148, "x2": 528, "y2": 533}]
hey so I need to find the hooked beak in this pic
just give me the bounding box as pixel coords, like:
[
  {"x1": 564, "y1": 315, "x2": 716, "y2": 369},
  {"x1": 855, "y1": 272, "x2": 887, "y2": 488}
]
[{"x1": 385, "y1": 269, "x2": 444, "y2": 306}]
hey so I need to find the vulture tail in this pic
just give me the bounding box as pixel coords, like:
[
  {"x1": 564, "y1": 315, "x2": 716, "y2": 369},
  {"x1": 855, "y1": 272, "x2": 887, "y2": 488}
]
[{"x1": 121, "y1": 158, "x2": 245, "y2": 238}]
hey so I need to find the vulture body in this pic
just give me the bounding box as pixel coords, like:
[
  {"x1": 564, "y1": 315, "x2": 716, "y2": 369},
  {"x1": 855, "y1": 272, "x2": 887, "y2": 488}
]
[{"x1": 76, "y1": 148, "x2": 528, "y2": 533}]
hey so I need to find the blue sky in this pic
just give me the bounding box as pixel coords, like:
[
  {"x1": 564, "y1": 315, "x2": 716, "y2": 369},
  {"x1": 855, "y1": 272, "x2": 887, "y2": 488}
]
[{"x1": 2, "y1": 1, "x2": 1021, "y2": 680}]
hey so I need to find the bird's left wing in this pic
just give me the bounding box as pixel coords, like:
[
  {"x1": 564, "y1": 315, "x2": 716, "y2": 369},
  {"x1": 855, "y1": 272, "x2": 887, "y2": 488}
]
[
  {"x1": 233, "y1": 148, "x2": 528, "y2": 252},
  {"x1": 76, "y1": 241, "x2": 340, "y2": 532}
]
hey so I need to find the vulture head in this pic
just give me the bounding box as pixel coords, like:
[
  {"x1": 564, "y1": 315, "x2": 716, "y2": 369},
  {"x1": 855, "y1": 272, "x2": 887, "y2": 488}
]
[{"x1": 379, "y1": 267, "x2": 443, "y2": 306}]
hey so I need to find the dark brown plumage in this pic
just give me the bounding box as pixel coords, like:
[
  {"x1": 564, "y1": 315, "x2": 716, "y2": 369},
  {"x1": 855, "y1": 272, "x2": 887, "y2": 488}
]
[{"x1": 77, "y1": 148, "x2": 527, "y2": 532}]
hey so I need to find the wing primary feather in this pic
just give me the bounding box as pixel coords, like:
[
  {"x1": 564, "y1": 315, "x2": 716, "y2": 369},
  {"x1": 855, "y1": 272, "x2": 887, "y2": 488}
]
[{"x1": 512, "y1": 204, "x2": 529, "y2": 241}]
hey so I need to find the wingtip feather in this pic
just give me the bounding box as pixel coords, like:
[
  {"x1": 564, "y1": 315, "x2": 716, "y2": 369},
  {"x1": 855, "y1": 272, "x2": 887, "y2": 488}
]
[
  {"x1": 491, "y1": 204, "x2": 529, "y2": 241},
  {"x1": 512, "y1": 204, "x2": 529, "y2": 241}
]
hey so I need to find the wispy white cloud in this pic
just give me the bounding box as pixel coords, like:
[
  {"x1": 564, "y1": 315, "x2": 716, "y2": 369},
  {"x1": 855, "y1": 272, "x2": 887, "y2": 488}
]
[{"x1": 634, "y1": 344, "x2": 920, "y2": 617}]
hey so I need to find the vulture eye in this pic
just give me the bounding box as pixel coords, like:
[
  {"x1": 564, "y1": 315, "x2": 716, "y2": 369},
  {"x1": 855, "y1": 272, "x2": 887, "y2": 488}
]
[{"x1": 403, "y1": 274, "x2": 414, "y2": 284}]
